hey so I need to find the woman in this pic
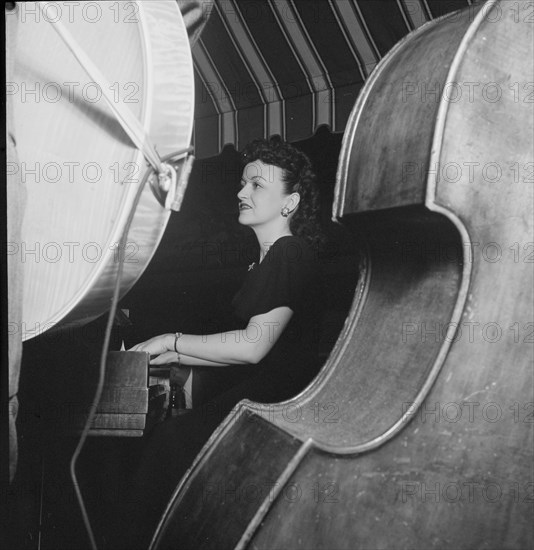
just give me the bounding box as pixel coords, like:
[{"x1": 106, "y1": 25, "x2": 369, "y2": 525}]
[
  {"x1": 122, "y1": 137, "x2": 325, "y2": 549},
  {"x1": 131, "y1": 136, "x2": 324, "y2": 407}
]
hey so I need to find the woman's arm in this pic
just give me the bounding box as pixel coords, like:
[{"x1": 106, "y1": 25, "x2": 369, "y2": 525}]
[
  {"x1": 149, "y1": 351, "x2": 230, "y2": 367},
  {"x1": 130, "y1": 306, "x2": 293, "y2": 366},
  {"x1": 179, "y1": 306, "x2": 293, "y2": 364}
]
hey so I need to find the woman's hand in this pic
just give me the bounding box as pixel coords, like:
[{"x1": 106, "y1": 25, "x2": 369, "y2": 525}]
[{"x1": 129, "y1": 333, "x2": 174, "y2": 361}]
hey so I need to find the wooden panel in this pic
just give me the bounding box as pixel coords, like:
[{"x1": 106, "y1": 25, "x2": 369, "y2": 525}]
[
  {"x1": 247, "y1": 207, "x2": 463, "y2": 448},
  {"x1": 151, "y1": 411, "x2": 303, "y2": 550},
  {"x1": 334, "y1": 7, "x2": 476, "y2": 214},
  {"x1": 247, "y1": 2, "x2": 534, "y2": 548},
  {"x1": 249, "y1": 422, "x2": 532, "y2": 550}
]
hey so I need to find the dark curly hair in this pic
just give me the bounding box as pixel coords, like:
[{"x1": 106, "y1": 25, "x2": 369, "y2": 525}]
[{"x1": 241, "y1": 136, "x2": 325, "y2": 250}]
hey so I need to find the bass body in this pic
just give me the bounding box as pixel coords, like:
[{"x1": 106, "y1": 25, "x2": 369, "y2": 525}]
[{"x1": 152, "y1": 1, "x2": 533, "y2": 548}]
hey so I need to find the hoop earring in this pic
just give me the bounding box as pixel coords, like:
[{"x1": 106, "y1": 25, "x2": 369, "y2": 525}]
[{"x1": 281, "y1": 207, "x2": 290, "y2": 217}]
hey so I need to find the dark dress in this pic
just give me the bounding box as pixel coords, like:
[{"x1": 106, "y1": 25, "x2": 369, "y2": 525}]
[
  {"x1": 120, "y1": 235, "x2": 324, "y2": 549},
  {"x1": 195, "y1": 234, "x2": 324, "y2": 415}
]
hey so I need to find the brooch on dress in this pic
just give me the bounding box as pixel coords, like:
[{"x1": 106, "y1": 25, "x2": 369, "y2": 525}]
[{"x1": 248, "y1": 262, "x2": 256, "y2": 271}]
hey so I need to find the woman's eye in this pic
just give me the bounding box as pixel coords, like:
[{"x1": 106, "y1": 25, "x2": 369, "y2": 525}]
[{"x1": 240, "y1": 180, "x2": 260, "y2": 190}]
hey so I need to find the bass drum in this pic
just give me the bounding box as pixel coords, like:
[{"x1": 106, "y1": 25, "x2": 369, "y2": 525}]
[{"x1": 12, "y1": 1, "x2": 194, "y2": 340}]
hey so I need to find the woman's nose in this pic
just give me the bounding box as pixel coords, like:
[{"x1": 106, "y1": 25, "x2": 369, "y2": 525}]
[{"x1": 237, "y1": 185, "x2": 248, "y2": 200}]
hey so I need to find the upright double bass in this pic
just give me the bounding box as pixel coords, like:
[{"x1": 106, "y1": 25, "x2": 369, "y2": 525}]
[{"x1": 152, "y1": 1, "x2": 533, "y2": 548}]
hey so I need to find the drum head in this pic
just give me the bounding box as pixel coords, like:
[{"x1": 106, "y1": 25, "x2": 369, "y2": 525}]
[{"x1": 13, "y1": 1, "x2": 194, "y2": 340}]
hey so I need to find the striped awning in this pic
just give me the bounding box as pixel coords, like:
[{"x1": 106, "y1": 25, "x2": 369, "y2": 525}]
[{"x1": 192, "y1": 0, "x2": 473, "y2": 158}]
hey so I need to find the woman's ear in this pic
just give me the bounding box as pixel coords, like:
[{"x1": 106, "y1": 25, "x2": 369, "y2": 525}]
[{"x1": 287, "y1": 192, "x2": 301, "y2": 213}]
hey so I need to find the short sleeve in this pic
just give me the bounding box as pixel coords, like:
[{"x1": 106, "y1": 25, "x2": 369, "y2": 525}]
[{"x1": 231, "y1": 236, "x2": 316, "y2": 322}]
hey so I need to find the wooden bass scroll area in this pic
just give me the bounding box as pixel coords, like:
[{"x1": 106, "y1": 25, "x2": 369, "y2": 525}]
[
  {"x1": 152, "y1": 1, "x2": 533, "y2": 549},
  {"x1": 13, "y1": 1, "x2": 194, "y2": 340}
]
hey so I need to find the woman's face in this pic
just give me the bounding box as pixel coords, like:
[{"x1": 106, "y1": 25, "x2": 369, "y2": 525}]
[{"x1": 237, "y1": 160, "x2": 289, "y2": 227}]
